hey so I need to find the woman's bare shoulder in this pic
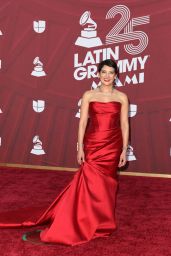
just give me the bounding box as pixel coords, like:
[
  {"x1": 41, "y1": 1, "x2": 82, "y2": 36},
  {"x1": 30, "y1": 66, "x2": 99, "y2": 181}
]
[
  {"x1": 114, "y1": 89, "x2": 128, "y2": 103},
  {"x1": 82, "y1": 90, "x2": 96, "y2": 101}
]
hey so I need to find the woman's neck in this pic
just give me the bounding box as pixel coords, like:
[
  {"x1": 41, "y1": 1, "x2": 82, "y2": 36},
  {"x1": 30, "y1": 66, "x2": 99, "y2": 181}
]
[{"x1": 99, "y1": 84, "x2": 114, "y2": 93}]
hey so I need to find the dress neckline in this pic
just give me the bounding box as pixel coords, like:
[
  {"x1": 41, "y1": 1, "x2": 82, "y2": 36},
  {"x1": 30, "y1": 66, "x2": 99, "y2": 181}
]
[{"x1": 89, "y1": 101, "x2": 121, "y2": 105}]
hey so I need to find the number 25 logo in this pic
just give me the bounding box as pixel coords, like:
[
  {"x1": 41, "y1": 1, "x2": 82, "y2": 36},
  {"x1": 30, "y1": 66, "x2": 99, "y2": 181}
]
[{"x1": 106, "y1": 5, "x2": 150, "y2": 55}]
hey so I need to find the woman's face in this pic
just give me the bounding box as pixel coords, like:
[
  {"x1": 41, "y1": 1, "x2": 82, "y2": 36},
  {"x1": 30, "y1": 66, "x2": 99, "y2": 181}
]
[{"x1": 98, "y1": 65, "x2": 116, "y2": 86}]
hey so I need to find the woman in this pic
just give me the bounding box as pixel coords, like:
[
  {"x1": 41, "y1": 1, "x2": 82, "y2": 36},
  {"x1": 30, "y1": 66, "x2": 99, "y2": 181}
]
[
  {"x1": 77, "y1": 59, "x2": 129, "y2": 168},
  {"x1": 0, "y1": 59, "x2": 129, "y2": 246}
]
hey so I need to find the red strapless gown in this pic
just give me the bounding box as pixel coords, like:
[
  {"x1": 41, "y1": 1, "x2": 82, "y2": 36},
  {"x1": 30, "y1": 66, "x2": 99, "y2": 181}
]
[{"x1": 0, "y1": 101, "x2": 123, "y2": 246}]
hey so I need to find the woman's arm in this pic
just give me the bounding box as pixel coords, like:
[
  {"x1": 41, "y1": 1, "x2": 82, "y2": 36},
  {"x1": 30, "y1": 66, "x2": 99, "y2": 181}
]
[
  {"x1": 77, "y1": 91, "x2": 90, "y2": 164},
  {"x1": 118, "y1": 94, "x2": 129, "y2": 167}
]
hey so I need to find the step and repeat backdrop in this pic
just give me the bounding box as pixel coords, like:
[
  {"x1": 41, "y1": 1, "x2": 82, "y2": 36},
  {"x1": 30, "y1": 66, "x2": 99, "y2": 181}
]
[{"x1": 0, "y1": 0, "x2": 171, "y2": 173}]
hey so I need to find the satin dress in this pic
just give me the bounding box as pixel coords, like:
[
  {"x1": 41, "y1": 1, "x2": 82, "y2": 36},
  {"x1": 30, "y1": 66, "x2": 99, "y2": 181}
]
[{"x1": 0, "y1": 101, "x2": 123, "y2": 246}]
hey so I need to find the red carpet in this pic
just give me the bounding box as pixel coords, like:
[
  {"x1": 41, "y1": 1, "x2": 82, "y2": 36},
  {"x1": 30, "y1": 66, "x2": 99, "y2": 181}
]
[{"x1": 0, "y1": 167, "x2": 170, "y2": 256}]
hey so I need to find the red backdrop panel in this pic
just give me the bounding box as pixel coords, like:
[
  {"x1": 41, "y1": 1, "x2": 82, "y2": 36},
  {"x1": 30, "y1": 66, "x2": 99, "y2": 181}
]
[{"x1": 0, "y1": 0, "x2": 171, "y2": 173}]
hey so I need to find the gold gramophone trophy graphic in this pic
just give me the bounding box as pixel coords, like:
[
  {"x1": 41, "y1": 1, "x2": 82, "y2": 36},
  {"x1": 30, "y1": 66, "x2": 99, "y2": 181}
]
[
  {"x1": 75, "y1": 11, "x2": 102, "y2": 48},
  {"x1": 31, "y1": 57, "x2": 46, "y2": 77},
  {"x1": 30, "y1": 135, "x2": 45, "y2": 155}
]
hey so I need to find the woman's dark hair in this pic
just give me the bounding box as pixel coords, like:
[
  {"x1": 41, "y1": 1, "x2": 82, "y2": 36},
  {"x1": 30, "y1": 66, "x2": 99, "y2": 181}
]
[{"x1": 97, "y1": 59, "x2": 119, "y2": 77}]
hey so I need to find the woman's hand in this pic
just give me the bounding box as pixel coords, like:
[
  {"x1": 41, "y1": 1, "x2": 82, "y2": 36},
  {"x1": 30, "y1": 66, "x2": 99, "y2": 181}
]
[
  {"x1": 118, "y1": 150, "x2": 127, "y2": 168},
  {"x1": 77, "y1": 148, "x2": 85, "y2": 165}
]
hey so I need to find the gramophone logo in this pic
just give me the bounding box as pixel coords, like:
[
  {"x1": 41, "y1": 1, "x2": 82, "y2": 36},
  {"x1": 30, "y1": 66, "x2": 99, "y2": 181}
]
[
  {"x1": 0, "y1": 108, "x2": 2, "y2": 113},
  {"x1": 75, "y1": 11, "x2": 102, "y2": 48},
  {"x1": 0, "y1": 30, "x2": 2, "y2": 35},
  {"x1": 75, "y1": 99, "x2": 82, "y2": 118},
  {"x1": 129, "y1": 104, "x2": 137, "y2": 117},
  {"x1": 31, "y1": 57, "x2": 46, "y2": 77},
  {"x1": 30, "y1": 135, "x2": 46, "y2": 155},
  {"x1": 33, "y1": 100, "x2": 45, "y2": 113},
  {"x1": 33, "y1": 20, "x2": 46, "y2": 33},
  {"x1": 126, "y1": 145, "x2": 136, "y2": 161}
]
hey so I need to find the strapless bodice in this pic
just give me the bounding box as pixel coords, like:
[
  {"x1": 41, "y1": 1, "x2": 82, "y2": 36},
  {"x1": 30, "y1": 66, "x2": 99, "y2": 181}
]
[{"x1": 86, "y1": 101, "x2": 121, "y2": 133}]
